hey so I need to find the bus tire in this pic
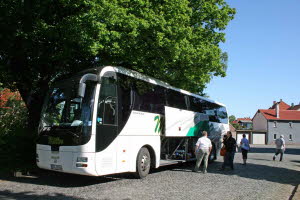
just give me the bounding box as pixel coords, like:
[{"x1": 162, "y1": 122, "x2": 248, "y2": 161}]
[{"x1": 135, "y1": 147, "x2": 151, "y2": 179}]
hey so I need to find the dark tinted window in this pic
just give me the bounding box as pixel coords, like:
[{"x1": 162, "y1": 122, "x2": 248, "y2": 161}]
[
  {"x1": 166, "y1": 89, "x2": 187, "y2": 110},
  {"x1": 189, "y1": 96, "x2": 204, "y2": 113},
  {"x1": 188, "y1": 96, "x2": 228, "y2": 124},
  {"x1": 134, "y1": 79, "x2": 166, "y2": 114},
  {"x1": 118, "y1": 73, "x2": 166, "y2": 114},
  {"x1": 118, "y1": 73, "x2": 228, "y2": 125}
]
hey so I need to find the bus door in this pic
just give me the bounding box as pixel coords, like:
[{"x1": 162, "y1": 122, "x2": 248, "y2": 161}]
[{"x1": 95, "y1": 74, "x2": 118, "y2": 173}]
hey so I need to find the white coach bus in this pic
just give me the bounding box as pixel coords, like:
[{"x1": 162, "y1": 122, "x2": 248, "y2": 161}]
[{"x1": 37, "y1": 66, "x2": 229, "y2": 178}]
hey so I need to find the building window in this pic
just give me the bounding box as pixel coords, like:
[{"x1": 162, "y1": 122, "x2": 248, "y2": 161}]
[
  {"x1": 273, "y1": 134, "x2": 277, "y2": 140},
  {"x1": 289, "y1": 134, "x2": 293, "y2": 141},
  {"x1": 289, "y1": 122, "x2": 293, "y2": 128},
  {"x1": 273, "y1": 121, "x2": 277, "y2": 128}
]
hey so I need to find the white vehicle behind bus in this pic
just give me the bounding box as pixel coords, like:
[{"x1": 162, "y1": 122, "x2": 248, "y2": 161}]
[{"x1": 36, "y1": 66, "x2": 229, "y2": 178}]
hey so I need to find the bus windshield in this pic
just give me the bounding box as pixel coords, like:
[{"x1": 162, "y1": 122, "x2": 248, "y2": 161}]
[{"x1": 38, "y1": 78, "x2": 96, "y2": 146}]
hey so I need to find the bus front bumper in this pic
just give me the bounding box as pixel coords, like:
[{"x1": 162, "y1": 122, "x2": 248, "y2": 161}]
[{"x1": 36, "y1": 148, "x2": 98, "y2": 176}]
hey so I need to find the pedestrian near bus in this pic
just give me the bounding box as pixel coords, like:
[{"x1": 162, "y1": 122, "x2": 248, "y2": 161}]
[
  {"x1": 193, "y1": 131, "x2": 212, "y2": 174},
  {"x1": 222, "y1": 134, "x2": 228, "y2": 161},
  {"x1": 240, "y1": 134, "x2": 250, "y2": 165},
  {"x1": 273, "y1": 135, "x2": 285, "y2": 161},
  {"x1": 220, "y1": 131, "x2": 236, "y2": 170}
]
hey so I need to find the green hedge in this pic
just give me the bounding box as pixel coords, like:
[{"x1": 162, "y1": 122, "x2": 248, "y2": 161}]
[{"x1": 0, "y1": 98, "x2": 37, "y2": 173}]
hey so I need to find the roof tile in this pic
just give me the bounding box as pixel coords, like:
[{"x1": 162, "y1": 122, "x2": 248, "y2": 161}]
[
  {"x1": 269, "y1": 101, "x2": 290, "y2": 110},
  {"x1": 259, "y1": 109, "x2": 300, "y2": 120}
]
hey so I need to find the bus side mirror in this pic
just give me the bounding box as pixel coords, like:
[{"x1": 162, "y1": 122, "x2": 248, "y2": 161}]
[
  {"x1": 78, "y1": 73, "x2": 98, "y2": 97},
  {"x1": 78, "y1": 82, "x2": 86, "y2": 97}
]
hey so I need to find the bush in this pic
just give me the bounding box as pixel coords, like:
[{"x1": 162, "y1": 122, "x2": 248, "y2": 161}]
[
  {"x1": 0, "y1": 93, "x2": 37, "y2": 173},
  {"x1": 0, "y1": 127, "x2": 37, "y2": 173}
]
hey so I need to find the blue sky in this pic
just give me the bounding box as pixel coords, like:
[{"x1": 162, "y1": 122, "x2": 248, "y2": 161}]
[{"x1": 205, "y1": 0, "x2": 300, "y2": 118}]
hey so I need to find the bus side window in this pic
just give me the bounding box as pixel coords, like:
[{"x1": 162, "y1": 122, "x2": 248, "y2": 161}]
[
  {"x1": 166, "y1": 89, "x2": 186, "y2": 110},
  {"x1": 189, "y1": 96, "x2": 203, "y2": 113}
]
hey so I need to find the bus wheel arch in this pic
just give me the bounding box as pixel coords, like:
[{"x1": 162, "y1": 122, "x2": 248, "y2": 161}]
[
  {"x1": 134, "y1": 145, "x2": 155, "y2": 179},
  {"x1": 144, "y1": 145, "x2": 156, "y2": 169}
]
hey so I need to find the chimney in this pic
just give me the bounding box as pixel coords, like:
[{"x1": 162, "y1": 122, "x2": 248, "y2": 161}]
[
  {"x1": 291, "y1": 103, "x2": 294, "y2": 107},
  {"x1": 280, "y1": 99, "x2": 282, "y2": 102},
  {"x1": 276, "y1": 103, "x2": 280, "y2": 118}
]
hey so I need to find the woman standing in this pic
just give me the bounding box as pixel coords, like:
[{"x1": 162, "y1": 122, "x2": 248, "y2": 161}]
[
  {"x1": 240, "y1": 134, "x2": 250, "y2": 165},
  {"x1": 222, "y1": 134, "x2": 227, "y2": 161},
  {"x1": 220, "y1": 131, "x2": 236, "y2": 171}
]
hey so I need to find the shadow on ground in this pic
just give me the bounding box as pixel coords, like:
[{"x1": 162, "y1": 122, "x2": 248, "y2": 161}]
[
  {"x1": 0, "y1": 164, "x2": 189, "y2": 188},
  {"x1": 169, "y1": 160, "x2": 300, "y2": 187},
  {"x1": 249, "y1": 146, "x2": 300, "y2": 155},
  {"x1": 0, "y1": 168, "x2": 138, "y2": 188},
  {"x1": 0, "y1": 146, "x2": 299, "y2": 189},
  {"x1": 0, "y1": 190, "x2": 85, "y2": 200},
  {"x1": 290, "y1": 160, "x2": 300, "y2": 163}
]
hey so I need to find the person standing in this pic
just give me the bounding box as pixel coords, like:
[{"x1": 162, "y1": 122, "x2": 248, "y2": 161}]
[
  {"x1": 273, "y1": 135, "x2": 285, "y2": 161},
  {"x1": 240, "y1": 134, "x2": 250, "y2": 165},
  {"x1": 222, "y1": 134, "x2": 228, "y2": 161},
  {"x1": 193, "y1": 131, "x2": 212, "y2": 174},
  {"x1": 220, "y1": 131, "x2": 237, "y2": 170}
]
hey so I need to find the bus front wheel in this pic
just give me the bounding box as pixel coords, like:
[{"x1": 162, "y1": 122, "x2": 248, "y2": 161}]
[{"x1": 135, "y1": 147, "x2": 151, "y2": 179}]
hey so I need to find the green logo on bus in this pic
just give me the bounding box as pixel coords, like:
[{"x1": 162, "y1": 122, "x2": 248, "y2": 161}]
[
  {"x1": 154, "y1": 116, "x2": 161, "y2": 133},
  {"x1": 48, "y1": 136, "x2": 63, "y2": 145}
]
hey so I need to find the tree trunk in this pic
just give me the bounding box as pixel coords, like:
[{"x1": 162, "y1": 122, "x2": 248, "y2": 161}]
[
  {"x1": 10, "y1": 60, "x2": 50, "y2": 130},
  {"x1": 17, "y1": 80, "x2": 49, "y2": 130},
  {"x1": 26, "y1": 91, "x2": 46, "y2": 129}
]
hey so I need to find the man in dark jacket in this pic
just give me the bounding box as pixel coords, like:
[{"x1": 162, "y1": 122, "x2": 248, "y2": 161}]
[{"x1": 220, "y1": 131, "x2": 237, "y2": 170}]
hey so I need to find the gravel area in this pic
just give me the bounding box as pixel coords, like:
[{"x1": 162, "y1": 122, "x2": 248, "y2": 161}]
[{"x1": 0, "y1": 145, "x2": 299, "y2": 200}]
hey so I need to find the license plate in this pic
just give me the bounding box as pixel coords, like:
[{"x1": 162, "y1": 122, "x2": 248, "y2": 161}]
[{"x1": 50, "y1": 164, "x2": 62, "y2": 171}]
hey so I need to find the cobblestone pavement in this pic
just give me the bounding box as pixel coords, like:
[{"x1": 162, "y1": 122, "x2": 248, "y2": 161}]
[{"x1": 0, "y1": 145, "x2": 299, "y2": 200}]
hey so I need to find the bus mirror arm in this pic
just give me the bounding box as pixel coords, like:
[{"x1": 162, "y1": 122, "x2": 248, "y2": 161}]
[
  {"x1": 78, "y1": 83, "x2": 86, "y2": 97},
  {"x1": 78, "y1": 73, "x2": 99, "y2": 97}
]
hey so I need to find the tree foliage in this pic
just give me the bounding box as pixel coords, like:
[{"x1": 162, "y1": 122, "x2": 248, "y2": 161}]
[
  {"x1": 229, "y1": 115, "x2": 236, "y2": 124},
  {"x1": 0, "y1": 90, "x2": 34, "y2": 173},
  {"x1": 0, "y1": 0, "x2": 235, "y2": 127}
]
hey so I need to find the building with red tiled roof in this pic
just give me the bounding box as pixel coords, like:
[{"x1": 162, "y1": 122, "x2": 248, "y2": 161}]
[
  {"x1": 288, "y1": 103, "x2": 300, "y2": 111},
  {"x1": 269, "y1": 99, "x2": 290, "y2": 110},
  {"x1": 232, "y1": 117, "x2": 252, "y2": 130},
  {"x1": 258, "y1": 109, "x2": 300, "y2": 121},
  {"x1": 252, "y1": 99, "x2": 300, "y2": 144}
]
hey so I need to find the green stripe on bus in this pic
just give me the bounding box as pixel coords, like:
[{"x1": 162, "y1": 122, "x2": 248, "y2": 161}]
[
  {"x1": 154, "y1": 115, "x2": 161, "y2": 133},
  {"x1": 186, "y1": 121, "x2": 209, "y2": 136}
]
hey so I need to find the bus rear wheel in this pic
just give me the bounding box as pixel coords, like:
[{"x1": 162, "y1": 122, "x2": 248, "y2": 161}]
[{"x1": 135, "y1": 147, "x2": 151, "y2": 179}]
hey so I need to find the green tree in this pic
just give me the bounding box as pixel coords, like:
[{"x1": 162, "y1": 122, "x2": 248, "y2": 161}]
[
  {"x1": 0, "y1": 0, "x2": 235, "y2": 128},
  {"x1": 232, "y1": 123, "x2": 241, "y2": 130},
  {"x1": 229, "y1": 115, "x2": 236, "y2": 124}
]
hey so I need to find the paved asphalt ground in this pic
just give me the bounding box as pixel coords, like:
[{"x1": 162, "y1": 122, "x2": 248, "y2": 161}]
[{"x1": 0, "y1": 145, "x2": 300, "y2": 200}]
